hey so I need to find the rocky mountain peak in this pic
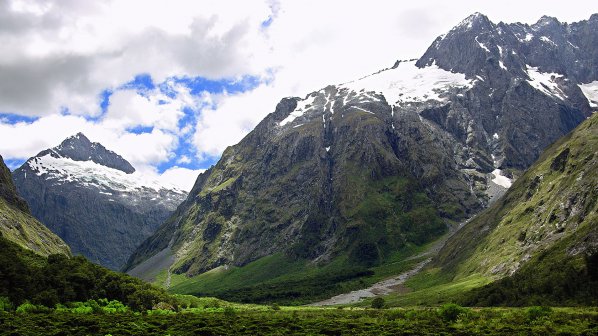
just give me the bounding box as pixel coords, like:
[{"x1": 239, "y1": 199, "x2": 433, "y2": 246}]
[
  {"x1": 39, "y1": 133, "x2": 135, "y2": 174},
  {"x1": 533, "y1": 15, "x2": 561, "y2": 29},
  {"x1": 455, "y1": 12, "x2": 494, "y2": 31}
]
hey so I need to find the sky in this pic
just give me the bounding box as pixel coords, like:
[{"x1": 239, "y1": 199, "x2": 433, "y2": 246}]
[{"x1": 1, "y1": 0, "x2": 596, "y2": 191}]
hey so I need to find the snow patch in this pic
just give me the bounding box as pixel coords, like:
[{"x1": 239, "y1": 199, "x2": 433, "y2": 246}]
[
  {"x1": 475, "y1": 36, "x2": 491, "y2": 53},
  {"x1": 279, "y1": 95, "x2": 316, "y2": 127},
  {"x1": 524, "y1": 33, "x2": 534, "y2": 42},
  {"x1": 491, "y1": 169, "x2": 512, "y2": 188},
  {"x1": 526, "y1": 66, "x2": 567, "y2": 100},
  {"x1": 578, "y1": 81, "x2": 598, "y2": 108},
  {"x1": 540, "y1": 36, "x2": 556, "y2": 47},
  {"x1": 342, "y1": 60, "x2": 472, "y2": 106}
]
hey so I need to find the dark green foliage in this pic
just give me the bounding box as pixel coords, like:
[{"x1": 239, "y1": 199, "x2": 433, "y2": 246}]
[
  {"x1": 192, "y1": 267, "x2": 374, "y2": 305},
  {"x1": 0, "y1": 297, "x2": 12, "y2": 312},
  {"x1": 371, "y1": 297, "x2": 385, "y2": 309},
  {"x1": 0, "y1": 307, "x2": 596, "y2": 335},
  {"x1": 526, "y1": 306, "x2": 552, "y2": 321},
  {"x1": 437, "y1": 303, "x2": 468, "y2": 322},
  {"x1": 0, "y1": 236, "x2": 172, "y2": 311},
  {"x1": 459, "y1": 241, "x2": 598, "y2": 307},
  {"x1": 345, "y1": 177, "x2": 446, "y2": 266}
]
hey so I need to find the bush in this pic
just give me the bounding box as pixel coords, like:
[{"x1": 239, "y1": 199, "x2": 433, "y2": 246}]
[
  {"x1": 270, "y1": 303, "x2": 281, "y2": 311},
  {"x1": 16, "y1": 302, "x2": 52, "y2": 314},
  {"x1": 371, "y1": 297, "x2": 385, "y2": 309},
  {"x1": 99, "y1": 299, "x2": 129, "y2": 314},
  {"x1": 152, "y1": 301, "x2": 174, "y2": 311},
  {"x1": 0, "y1": 297, "x2": 13, "y2": 312},
  {"x1": 224, "y1": 306, "x2": 237, "y2": 318},
  {"x1": 438, "y1": 303, "x2": 468, "y2": 322},
  {"x1": 526, "y1": 306, "x2": 552, "y2": 320}
]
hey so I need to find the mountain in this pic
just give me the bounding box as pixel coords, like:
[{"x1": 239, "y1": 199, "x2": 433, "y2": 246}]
[
  {"x1": 0, "y1": 154, "x2": 70, "y2": 256},
  {"x1": 12, "y1": 133, "x2": 187, "y2": 270},
  {"x1": 125, "y1": 13, "x2": 596, "y2": 298},
  {"x1": 429, "y1": 112, "x2": 597, "y2": 306}
]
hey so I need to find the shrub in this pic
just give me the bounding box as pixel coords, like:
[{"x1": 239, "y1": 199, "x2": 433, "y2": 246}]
[
  {"x1": 270, "y1": 303, "x2": 281, "y2": 311},
  {"x1": 371, "y1": 297, "x2": 385, "y2": 309},
  {"x1": 0, "y1": 297, "x2": 13, "y2": 312},
  {"x1": 147, "y1": 309, "x2": 175, "y2": 315},
  {"x1": 224, "y1": 306, "x2": 237, "y2": 319},
  {"x1": 16, "y1": 302, "x2": 52, "y2": 314},
  {"x1": 99, "y1": 299, "x2": 129, "y2": 314},
  {"x1": 438, "y1": 303, "x2": 468, "y2": 322},
  {"x1": 152, "y1": 301, "x2": 175, "y2": 311},
  {"x1": 526, "y1": 306, "x2": 552, "y2": 320}
]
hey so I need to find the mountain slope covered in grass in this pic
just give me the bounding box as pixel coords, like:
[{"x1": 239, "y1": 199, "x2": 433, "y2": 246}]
[
  {"x1": 396, "y1": 112, "x2": 597, "y2": 306},
  {"x1": 0, "y1": 154, "x2": 70, "y2": 256}
]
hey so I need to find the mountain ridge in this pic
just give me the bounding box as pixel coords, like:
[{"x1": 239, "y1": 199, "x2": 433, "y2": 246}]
[
  {"x1": 13, "y1": 133, "x2": 187, "y2": 270},
  {"x1": 125, "y1": 13, "x2": 596, "y2": 300}
]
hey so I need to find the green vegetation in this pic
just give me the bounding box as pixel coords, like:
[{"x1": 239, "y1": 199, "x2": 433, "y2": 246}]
[
  {"x1": 0, "y1": 198, "x2": 70, "y2": 257},
  {"x1": 168, "y1": 241, "x2": 432, "y2": 305},
  {"x1": 459, "y1": 227, "x2": 598, "y2": 306},
  {"x1": 0, "y1": 235, "x2": 173, "y2": 311},
  {"x1": 378, "y1": 113, "x2": 598, "y2": 308},
  {"x1": 0, "y1": 306, "x2": 596, "y2": 335}
]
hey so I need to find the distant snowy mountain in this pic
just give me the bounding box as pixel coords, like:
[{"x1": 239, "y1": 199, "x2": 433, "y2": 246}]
[{"x1": 13, "y1": 133, "x2": 187, "y2": 270}]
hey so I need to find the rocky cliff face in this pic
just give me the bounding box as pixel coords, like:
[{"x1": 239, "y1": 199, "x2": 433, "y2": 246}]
[
  {"x1": 12, "y1": 133, "x2": 187, "y2": 270},
  {"x1": 432, "y1": 112, "x2": 597, "y2": 300},
  {"x1": 0, "y1": 154, "x2": 70, "y2": 256},
  {"x1": 126, "y1": 13, "x2": 596, "y2": 281}
]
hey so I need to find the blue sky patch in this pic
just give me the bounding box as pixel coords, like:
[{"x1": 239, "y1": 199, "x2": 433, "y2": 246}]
[
  {"x1": 176, "y1": 75, "x2": 263, "y2": 96},
  {"x1": 121, "y1": 73, "x2": 155, "y2": 92},
  {"x1": 126, "y1": 125, "x2": 154, "y2": 134},
  {"x1": 5, "y1": 158, "x2": 26, "y2": 171},
  {"x1": 0, "y1": 113, "x2": 39, "y2": 124}
]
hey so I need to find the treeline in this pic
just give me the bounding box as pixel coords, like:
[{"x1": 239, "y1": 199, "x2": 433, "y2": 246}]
[{"x1": 0, "y1": 235, "x2": 173, "y2": 311}]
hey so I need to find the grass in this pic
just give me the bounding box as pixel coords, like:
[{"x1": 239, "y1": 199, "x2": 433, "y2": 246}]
[
  {"x1": 1, "y1": 306, "x2": 597, "y2": 335},
  {"x1": 166, "y1": 238, "x2": 441, "y2": 305},
  {"x1": 376, "y1": 273, "x2": 491, "y2": 307}
]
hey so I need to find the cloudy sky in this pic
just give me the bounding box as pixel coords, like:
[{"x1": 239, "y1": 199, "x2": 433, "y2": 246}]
[{"x1": 1, "y1": 0, "x2": 596, "y2": 190}]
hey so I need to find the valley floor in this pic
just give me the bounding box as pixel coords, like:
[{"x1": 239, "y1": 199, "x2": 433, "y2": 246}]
[
  {"x1": 2, "y1": 307, "x2": 596, "y2": 335},
  {"x1": 309, "y1": 218, "x2": 470, "y2": 306}
]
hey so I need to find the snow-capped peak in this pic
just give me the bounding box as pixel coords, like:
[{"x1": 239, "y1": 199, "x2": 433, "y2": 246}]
[
  {"x1": 46, "y1": 133, "x2": 136, "y2": 174},
  {"x1": 26, "y1": 154, "x2": 185, "y2": 194}
]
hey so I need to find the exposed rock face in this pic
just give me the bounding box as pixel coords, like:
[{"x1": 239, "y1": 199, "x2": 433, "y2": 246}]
[
  {"x1": 12, "y1": 134, "x2": 187, "y2": 270},
  {"x1": 126, "y1": 13, "x2": 596, "y2": 280},
  {"x1": 0, "y1": 154, "x2": 70, "y2": 256},
  {"x1": 434, "y1": 112, "x2": 597, "y2": 280}
]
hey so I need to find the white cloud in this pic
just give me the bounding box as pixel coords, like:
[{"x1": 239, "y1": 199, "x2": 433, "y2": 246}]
[
  {"x1": 0, "y1": 0, "x2": 272, "y2": 117},
  {"x1": 158, "y1": 166, "x2": 206, "y2": 192},
  {"x1": 177, "y1": 155, "x2": 192, "y2": 164},
  {"x1": 1, "y1": 0, "x2": 597, "y2": 191}
]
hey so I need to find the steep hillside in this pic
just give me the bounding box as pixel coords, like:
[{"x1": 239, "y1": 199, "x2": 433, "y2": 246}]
[
  {"x1": 0, "y1": 154, "x2": 70, "y2": 256},
  {"x1": 12, "y1": 133, "x2": 187, "y2": 270},
  {"x1": 126, "y1": 13, "x2": 596, "y2": 300},
  {"x1": 419, "y1": 112, "x2": 597, "y2": 305}
]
